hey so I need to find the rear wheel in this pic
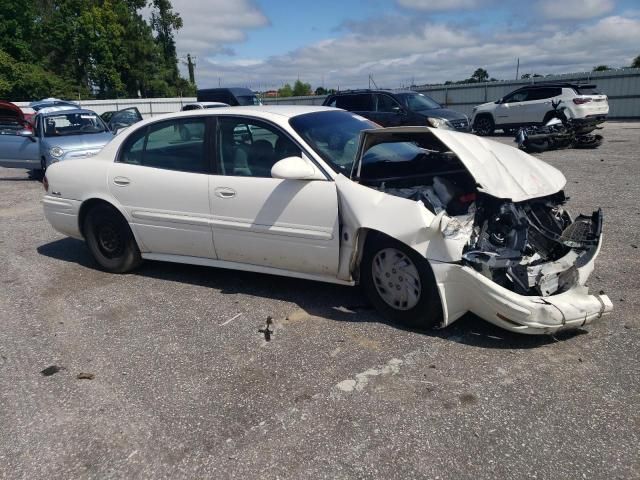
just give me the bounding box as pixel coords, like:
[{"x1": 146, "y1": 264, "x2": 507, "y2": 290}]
[
  {"x1": 361, "y1": 235, "x2": 442, "y2": 330},
  {"x1": 474, "y1": 115, "x2": 495, "y2": 136},
  {"x1": 83, "y1": 204, "x2": 142, "y2": 273}
]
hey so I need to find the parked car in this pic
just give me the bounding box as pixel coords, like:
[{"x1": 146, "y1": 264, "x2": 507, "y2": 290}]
[
  {"x1": 0, "y1": 105, "x2": 142, "y2": 172},
  {"x1": 196, "y1": 87, "x2": 262, "y2": 106},
  {"x1": 182, "y1": 102, "x2": 229, "y2": 111},
  {"x1": 42, "y1": 106, "x2": 612, "y2": 335},
  {"x1": 0, "y1": 100, "x2": 31, "y2": 135},
  {"x1": 99, "y1": 107, "x2": 143, "y2": 133},
  {"x1": 0, "y1": 108, "x2": 114, "y2": 173},
  {"x1": 322, "y1": 89, "x2": 471, "y2": 131},
  {"x1": 472, "y1": 83, "x2": 609, "y2": 136}
]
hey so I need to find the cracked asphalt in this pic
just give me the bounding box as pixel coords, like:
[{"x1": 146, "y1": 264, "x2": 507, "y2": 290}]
[{"x1": 0, "y1": 122, "x2": 638, "y2": 479}]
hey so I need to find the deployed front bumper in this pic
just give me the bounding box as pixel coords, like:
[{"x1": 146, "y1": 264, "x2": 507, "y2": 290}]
[{"x1": 431, "y1": 234, "x2": 613, "y2": 334}]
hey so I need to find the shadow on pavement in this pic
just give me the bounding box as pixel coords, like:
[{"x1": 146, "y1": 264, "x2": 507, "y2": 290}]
[{"x1": 37, "y1": 237, "x2": 584, "y2": 350}]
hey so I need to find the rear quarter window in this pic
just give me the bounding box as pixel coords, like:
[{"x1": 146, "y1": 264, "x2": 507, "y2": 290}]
[{"x1": 574, "y1": 87, "x2": 601, "y2": 95}]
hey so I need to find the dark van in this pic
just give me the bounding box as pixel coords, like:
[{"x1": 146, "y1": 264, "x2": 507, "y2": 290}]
[{"x1": 197, "y1": 88, "x2": 262, "y2": 106}]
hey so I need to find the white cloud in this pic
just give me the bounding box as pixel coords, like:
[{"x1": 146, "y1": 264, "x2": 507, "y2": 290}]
[
  {"x1": 537, "y1": 0, "x2": 615, "y2": 20},
  {"x1": 196, "y1": 14, "x2": 640, "y2": 90},
  {"x1": 169, "y1": 0, "x2": 268, "y2": 56},
  {"x1": 396, "y1": 0, "x2": 483, "y2": 11}
]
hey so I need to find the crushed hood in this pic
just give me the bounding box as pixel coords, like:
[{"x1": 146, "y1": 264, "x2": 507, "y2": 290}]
[{"x1": 353, "y1": 127, "x2": 566, "y2": 203}]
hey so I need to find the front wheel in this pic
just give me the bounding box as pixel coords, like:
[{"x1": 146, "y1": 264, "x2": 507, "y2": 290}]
[
  {"x1": 473, "y1": 115, "x2": 495, "y2": 136},
  {"x1": 83, "y1": 204, "x2": 142, "y2": 273},
  {"x1": 360, "y1": 235, "x2": 442, "y2": 330}
]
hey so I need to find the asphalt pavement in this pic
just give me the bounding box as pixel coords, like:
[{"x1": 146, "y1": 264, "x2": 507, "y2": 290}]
[{"x1": 0, "y1": 122, "x2": 638, "y2": 479}]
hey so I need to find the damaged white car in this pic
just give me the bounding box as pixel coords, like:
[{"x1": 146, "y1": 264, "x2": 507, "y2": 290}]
[{"x1": 42, "y1": 106, "x2": 612, "y2": 334}]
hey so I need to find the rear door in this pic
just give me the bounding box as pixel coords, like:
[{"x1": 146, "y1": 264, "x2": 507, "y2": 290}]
[
  {"x1": 208, "y1": 115, "x2": 340, "y2": 275},
  {"x1": 333, "y1": 94, "x2": 375, "y2": 122},
  {"x1": 520, "y1": 87, "x2": 561, "y2": 124},
  {"x1": 108, "y1": 116, "x2": 216, "y2": 258}
]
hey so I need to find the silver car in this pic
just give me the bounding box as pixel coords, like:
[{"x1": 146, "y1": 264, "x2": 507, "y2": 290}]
[{"x1": 0, "y1": 107, "x2": 140, "y2": 174}]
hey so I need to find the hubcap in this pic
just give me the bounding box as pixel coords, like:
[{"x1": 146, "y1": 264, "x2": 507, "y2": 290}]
[
  {"x1": 97, "y1": 223, "x2": 123, "y2": 258},
  {"x1": 371, "y1": 248, "x2": 421, "y2": 311}
]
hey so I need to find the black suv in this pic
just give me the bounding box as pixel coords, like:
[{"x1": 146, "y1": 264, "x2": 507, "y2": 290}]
[{"x1": 322, "y1": 89, "x2": 470, "y2": 132}]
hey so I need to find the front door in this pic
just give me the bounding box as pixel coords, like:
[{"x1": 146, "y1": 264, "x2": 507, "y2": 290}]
[
  {"x1": 108, "y1": 116, "x2": 216, "y2": 259},
  {"x1": 494, "y1": 90, "x2": 528, "y2": 125},
  {"x1": 374, "y1": 93, "x2": 407, "y2": 127},
  {"x1": 209, "y1": 116, "x2": 340, "y2": 275},
  {"x1": 0, "y1": 115, "x2": 40, "y2": 169}
]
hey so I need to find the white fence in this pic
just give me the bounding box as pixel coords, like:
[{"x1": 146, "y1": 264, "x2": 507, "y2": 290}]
[
  {"x1": 12, "y1": 68, "x2": 640, "y2": 119},
  {"x1": 13, "y1": 97, "x2": 197, "y2": 119}
]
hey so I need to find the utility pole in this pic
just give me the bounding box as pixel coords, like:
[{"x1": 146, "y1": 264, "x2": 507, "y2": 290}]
[
  {"x1": 515, "y1": 58, "x2": 520, "y2": 80},
  {"x1": 186, "y1": 54, "x2": 196, "y2": 84}
]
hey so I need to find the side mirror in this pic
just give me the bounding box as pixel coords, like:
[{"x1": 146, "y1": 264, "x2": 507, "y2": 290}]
[
  {"x1": 392, "y1": 106, "x2": 404, "y2": 115},
  {"x1": 271, "y1": 156, "x2": 316, "y2": 180},
  {"x1": 18, "y1": 129, "x2": 36, "y2": 141},
  {"x1": 495, "y1": 98, "x2": 502, "y2": 104}
]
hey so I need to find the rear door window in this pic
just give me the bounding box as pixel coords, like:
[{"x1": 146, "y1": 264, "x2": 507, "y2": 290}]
[
  {"x1": 120, "y1": 118, "x2": 208, "y2": 173},
  {"x1": 527, "y1": 88, "x2": 562, "y2": 101},
  {"x1": 575, "y1": 86, "x2": 601, "y2": 95},
  {"x1": 335, "y1": 94, "x2": 374, "y2": 111}
]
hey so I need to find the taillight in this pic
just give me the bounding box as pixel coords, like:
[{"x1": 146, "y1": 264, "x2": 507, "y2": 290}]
[
  {"x1": 573, "y1": 97, "x2": 592, "y2": 105},
  {"x1": 43, "y1": 175, "x2": 49, "y2": 192}
]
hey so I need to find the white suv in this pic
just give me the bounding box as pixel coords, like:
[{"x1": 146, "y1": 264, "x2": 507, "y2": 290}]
[{"x1": 472, "y1": 83, "x2": 609, "y2": 135}]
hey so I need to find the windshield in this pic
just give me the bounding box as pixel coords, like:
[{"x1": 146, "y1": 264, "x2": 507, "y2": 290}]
[
  {"x1": 397, "y1": 93, "x2": 441, "y2": 111},
  {"x1": 289, "y1": 111, "x2": 378, "y2": 174},
  {"x1": 237, "y1": 95, "x2": 262, "y2": 106},
  {"x1": 43, "y1": 112, "x2": 107, "y2": 137}
]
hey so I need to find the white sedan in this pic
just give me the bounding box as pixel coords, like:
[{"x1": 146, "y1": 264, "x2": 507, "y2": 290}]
[{"x1": 42, "y1": 106, "x2": 612, "y2": 334}]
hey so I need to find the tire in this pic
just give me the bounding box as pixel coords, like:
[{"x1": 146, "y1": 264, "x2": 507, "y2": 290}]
[
  {"x1": 574, "y1": 134, "x2": 603, "y2": 149},
  {"x1": 473, "y1": 115, "x2": 495, "y2": 136},
  {"x1": 524, "y1": 140, "x2": 550, "y2": 153},
  {"x1": 83, "y1": 204, "x2": 142, "y2": 273},
  {"x1": 360, "y1": 234, "x2": 443, "y2": 330}
]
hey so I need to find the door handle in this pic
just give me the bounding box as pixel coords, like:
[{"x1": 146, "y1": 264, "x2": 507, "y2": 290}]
[
  {"x1": 113, "y1": 176, "x2": 130, "y2": 186},
  {"x1": 215, "y1": 187, "x2": 236, "y2": 198}
]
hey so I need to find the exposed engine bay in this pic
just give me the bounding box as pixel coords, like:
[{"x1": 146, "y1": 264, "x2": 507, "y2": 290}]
[{"x1": 362, "y1": 147, "x2": 602, "y2": 298}]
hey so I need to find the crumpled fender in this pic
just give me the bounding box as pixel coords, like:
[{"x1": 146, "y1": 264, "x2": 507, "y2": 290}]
[{"x1": 335, "y1": 174, "x2": 465, "y2": 280}]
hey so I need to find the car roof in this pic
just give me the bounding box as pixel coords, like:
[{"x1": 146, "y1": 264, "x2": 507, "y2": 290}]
[
  {"x1": 512, "y1": 82, "x2": 597, "y2": 91},
  {"x1": 38, "y1": 107, "x2": 98, "y2": 116},
  {"x1": 327, "y1": 89, "x2": 415, "y2": 96},
  {"x1": 115, "y1": 106, "x2": 343, "y2": 135},
  {"x1": 184, "y1": 102, "x2": 229, "y2": 107}
]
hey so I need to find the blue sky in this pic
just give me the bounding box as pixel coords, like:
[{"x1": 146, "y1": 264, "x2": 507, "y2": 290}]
[{"x1": 169, "y1": 0, "x2": 640, "y2": 90}]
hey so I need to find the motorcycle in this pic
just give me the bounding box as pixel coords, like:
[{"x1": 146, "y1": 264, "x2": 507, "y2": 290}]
[{"x1": 515, "y1": 100, "x2": 603, "y2": 153}]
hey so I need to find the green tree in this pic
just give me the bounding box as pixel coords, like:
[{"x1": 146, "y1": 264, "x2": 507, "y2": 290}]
[
  {"x1": 0, "y1": 49, "x2": 73, "y2": 100},
  {"x1": 631, "y1": 55, "x2": 640, "y2": 68},
  {"x1": 470, "y1": 68, "x2": 489, "y2": 82},
  {"x1": 278, "y1": 83, "x2": 293, "y2": 97},
  {"x1": 150, "y1": 0, "x2": 183, "y2": 83},
  {"x1": 292, "y1": 79, "x2": 311, "y2": 96},
  {"x1": 593, "y1": 65, "x2": 611, "y2": 71},
  {"x1": 315, "y1": 86, "x2": 327, "y2": 95}
]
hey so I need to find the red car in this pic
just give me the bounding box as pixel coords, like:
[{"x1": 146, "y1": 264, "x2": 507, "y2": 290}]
[{"x1": 0, "y1": 100, "x2": 32, "y2": 134}]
